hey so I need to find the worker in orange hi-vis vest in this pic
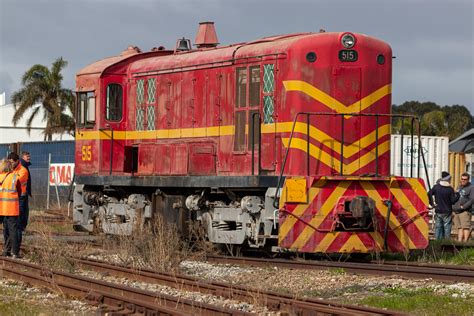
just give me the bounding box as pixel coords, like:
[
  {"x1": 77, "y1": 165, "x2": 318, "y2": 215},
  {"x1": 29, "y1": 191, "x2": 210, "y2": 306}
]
[
  {"x1": 0, "y1": 158, "x2": 22, "y2": 258},
  {"x1": 8, "y1": 152, "x2": 29, "y2": 250}
]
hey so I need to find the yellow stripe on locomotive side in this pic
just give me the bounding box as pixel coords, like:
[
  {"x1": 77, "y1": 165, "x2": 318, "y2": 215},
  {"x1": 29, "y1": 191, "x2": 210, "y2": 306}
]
[
  {"x1": 76, "y1": 125, "x2": 235, "y2": 140},
  {"x1": 283, "y1": 80, "x2": 392, "y2": 115},
  {"x1": 76, "y1": 122, "x2": 390, "y2": 163}
]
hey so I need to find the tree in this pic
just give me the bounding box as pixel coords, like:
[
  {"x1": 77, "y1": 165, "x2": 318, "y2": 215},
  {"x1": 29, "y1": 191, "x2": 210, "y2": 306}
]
[
  {"x1": 420, "y1": 110, "x2": 448, "y2": 136},
  {"x1": 392, "y1": 101, "x2": 473, "y2": 140},
  {"x1": 11, "y1": 57, "x2": 75, "y2": 140},
  {"x1": 443, "y1": 105, "x2": 472, "y2": 140}
]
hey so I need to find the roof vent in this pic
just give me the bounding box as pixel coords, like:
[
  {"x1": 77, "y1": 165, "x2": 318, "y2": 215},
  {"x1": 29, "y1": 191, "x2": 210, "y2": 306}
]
[
  {"x1": 195, "y1": 21, "x2": 219, "y2": 48},
  {"x1": 120, "y1": 45, "x2": 142, "y2": 56}
]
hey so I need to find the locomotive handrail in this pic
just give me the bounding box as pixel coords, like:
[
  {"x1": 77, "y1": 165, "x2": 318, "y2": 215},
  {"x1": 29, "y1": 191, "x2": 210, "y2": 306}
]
[
  {"x1": 250, "y1": 112, "x2": 262, "y2": 175},
  {"x1": 273, "y1": 112, "x2": 431, "y2": 209}
]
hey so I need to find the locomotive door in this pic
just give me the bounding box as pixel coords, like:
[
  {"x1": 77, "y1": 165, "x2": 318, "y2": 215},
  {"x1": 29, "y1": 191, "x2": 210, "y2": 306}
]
[
  {"x1": 333, "y1": 67, "x2": 361, "y2": 175},
  {"x1": 99, "y1": 75, "x2": 127, "y2": 175},
  {"x1": 233, "y1": 64, "x2": 276, "y2": 174}
]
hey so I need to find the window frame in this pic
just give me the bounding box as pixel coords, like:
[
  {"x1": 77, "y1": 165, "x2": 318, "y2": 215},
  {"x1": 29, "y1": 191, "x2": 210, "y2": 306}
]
[
  {"x1": 76, "y1": 91, "x2": 96, "y2": 129},
  {"x1": 233, "y1": 64, "x2": 262, "y2": 152},
  {"x1": 105, "y1": 83, "x2": 123, "y2": 122}
]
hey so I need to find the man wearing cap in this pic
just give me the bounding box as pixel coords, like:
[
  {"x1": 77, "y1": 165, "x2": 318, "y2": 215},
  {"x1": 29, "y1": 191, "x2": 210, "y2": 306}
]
[
  {"x1": 428, "y1": 171, "x2": 458, "y2": 240},
  {"x1": 453, "y1": 173, "x2": 473, "y2": 242}
]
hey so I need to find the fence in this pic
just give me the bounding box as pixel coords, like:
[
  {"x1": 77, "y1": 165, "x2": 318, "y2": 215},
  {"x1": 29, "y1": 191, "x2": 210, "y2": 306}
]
[{"x1": 0, "y1": 141, "x2": 75, "y2": 210}]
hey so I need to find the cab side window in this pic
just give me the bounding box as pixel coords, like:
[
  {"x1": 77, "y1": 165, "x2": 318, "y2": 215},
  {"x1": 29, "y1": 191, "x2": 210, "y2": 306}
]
[
  {"x1": 106, "y1": 84, "x2": 123, "y2": 121},
  {"x1": 77, "y1": 91, "x2": 95, "y2": 128}
]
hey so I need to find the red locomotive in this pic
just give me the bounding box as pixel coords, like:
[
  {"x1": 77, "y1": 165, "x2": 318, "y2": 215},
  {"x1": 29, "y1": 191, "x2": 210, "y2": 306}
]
[{"x1": 73, "y1": 22, "x2": 429, "y2": 253}]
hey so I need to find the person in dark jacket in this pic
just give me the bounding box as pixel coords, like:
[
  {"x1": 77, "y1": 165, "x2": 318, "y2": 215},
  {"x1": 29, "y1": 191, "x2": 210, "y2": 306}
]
[
  {"x1": 428, "y1": 171, "x2": 458, "y2": 240},
  {"x1": 18, "y1": 151, "x2": 31, "y2": 246},
  {"x1": 453, "y1": 173, "x2": 473, "y2": 242}
]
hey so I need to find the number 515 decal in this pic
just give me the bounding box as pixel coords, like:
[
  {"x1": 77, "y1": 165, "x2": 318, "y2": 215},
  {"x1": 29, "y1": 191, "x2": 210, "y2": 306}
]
[{"x1": 82, "y1": 145, "x2": 92, "y2": 161}]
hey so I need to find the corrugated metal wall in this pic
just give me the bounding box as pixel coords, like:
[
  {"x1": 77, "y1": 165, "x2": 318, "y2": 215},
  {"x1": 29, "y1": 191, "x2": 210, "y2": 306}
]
[
  {"x1": 1, "y1": 141, "x2": 75, "y2": 210},
  {"x1": 391, "y1": 135, "x2": 449, "y2": 189}
]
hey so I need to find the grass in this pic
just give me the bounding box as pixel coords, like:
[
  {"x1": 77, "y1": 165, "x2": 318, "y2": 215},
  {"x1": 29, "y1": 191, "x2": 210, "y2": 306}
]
[
  {"x1": 373, "y1": 239, "x2": 474, "y2": 265},
  {"x1": 102, "y1": 214, "x2": 209, "y2": 272},
  {"x1": 360, "y1": 287, "x2": 474, "y2": 316},
  {"x1": 328, "y1": 267, "x2": 346, "y2": 275},
  {"x1": 0, "y1": 283, "x2": 76, "y2": 316}
]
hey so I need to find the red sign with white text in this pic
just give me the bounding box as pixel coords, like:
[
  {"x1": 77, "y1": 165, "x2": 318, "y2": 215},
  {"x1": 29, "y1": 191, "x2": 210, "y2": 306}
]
[{"x1": 49, "y1": 163, "x2": 75, "y2": 186}]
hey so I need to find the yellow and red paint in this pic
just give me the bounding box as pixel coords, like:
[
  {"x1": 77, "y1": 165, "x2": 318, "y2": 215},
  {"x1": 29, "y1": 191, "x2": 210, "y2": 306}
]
[{"x1": 279, "y1": 176, "x2": 429, "y2": 253}]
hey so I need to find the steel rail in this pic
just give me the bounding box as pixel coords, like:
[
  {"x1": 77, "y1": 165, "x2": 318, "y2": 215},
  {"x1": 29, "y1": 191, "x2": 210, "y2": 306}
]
[
  {"x1": 71, "y1": 256, "x2": 403, "y2": 316},
  {"x1": 0, "y1": 257, "x2": 250, "y2": 316},
  {"x1": 205, "y1": 255, "x2": 474, "y2": 283}
]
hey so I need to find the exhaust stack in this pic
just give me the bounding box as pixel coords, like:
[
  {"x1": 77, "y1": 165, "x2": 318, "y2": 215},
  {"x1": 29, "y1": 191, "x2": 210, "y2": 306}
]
[{"x1": 195, "y1": 21, "x2": 219, "y2": 48}]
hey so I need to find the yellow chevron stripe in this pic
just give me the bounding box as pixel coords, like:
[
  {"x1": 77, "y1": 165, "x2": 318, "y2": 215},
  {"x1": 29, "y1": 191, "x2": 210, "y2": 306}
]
[
  {"x1": 407, "y1": 178, "x2": 429, "y2": 206},
  {"x1": 290, "y1": 181, "x2": 351, "y2": 249},
  {"x1": 314, "y1": 232, "x2": 339, "y2": 252},
  {"x1": 369, "y1": 231, "x2": 385, "y2": 250},
  {"x1": 282, "y1": 137, "x2": 338, "y2": 171},
  {"x1": 281, "y1": 138, "x2": 390, "y2": 175},
  {"x1": 360, "y1": 181, "x2": 416, "y2": 249},
  {"x1": 267, "y1": 122, "x2": 390, "y2": 159},
  {"x1": 283, "y1": 80, "x2": 391, "y2": 115},
  {"x1": 279, "y1": 179, "x2": 326, "y2": 242},
  {"x1": 390, "y1": 180, "x2": 429, "y2": 238},
  {"x1": 338, "y1": 234, "x2": 368, "y2": 253}
]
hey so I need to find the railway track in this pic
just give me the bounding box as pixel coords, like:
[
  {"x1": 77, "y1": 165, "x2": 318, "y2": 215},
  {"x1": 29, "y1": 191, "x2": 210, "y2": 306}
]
[
  {"x1": 0, "y1": 257, "x2": 249, "y2": 315},
  {"x1": 69, "y1": 256, "x2": 402, "y2": 315},
  {"x1": 0, "y1": 255, "x2": 403, "y2": 315},
  {"x1": 205, "y1": 255, "x2": 474, "y2": 283}
]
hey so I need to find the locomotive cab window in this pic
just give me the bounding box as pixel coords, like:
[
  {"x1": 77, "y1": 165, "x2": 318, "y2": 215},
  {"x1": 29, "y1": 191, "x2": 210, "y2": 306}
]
[
  {"x1": 106, "y1": 83, "x2": 123, "y2": 121},
  {"x1": 234, "y1": 65, "x2": 262, "y2": 152},
  {"x1": 249, "y1": 66, "x2": 260, "y2": 106},
  {"x1": 77, "y1": 91, "x2": 95, "y2": 128}
]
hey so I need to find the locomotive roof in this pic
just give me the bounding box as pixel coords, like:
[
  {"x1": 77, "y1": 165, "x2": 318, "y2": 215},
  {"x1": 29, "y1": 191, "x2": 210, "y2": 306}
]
[
  {"x1": 128, "y1": 32, "x2": 319, "y2": 75},
  {"x1": 76, "y1": 31, "x2": 389, "y2": 90}
]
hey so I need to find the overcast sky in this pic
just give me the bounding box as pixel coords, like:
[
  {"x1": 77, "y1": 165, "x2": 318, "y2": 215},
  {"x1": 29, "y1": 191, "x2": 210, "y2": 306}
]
[{"x1": 1, "y1": 0, "x2": 473, "y2": 112}]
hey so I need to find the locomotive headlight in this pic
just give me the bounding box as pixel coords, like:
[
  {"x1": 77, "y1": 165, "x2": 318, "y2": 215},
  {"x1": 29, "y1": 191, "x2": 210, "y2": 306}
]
[{"x1": 341, "y1": 33, "x2": 356, "y2": 49}]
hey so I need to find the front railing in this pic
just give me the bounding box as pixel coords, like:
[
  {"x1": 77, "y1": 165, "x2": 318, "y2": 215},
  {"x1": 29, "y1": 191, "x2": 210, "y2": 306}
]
[{"x1": 272, "y1": 112, "x2": 431, "y2": 207}]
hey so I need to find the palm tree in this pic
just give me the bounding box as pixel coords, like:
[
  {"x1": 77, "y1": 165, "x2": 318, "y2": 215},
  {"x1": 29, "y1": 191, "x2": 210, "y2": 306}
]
[{"x1": 11, "y1": 57, "x2": 75, "y2": 140}]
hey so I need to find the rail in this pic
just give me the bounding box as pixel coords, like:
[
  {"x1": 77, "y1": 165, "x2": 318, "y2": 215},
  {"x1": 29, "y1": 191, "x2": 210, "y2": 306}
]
[{"x1": 273, "y1": 112, "x2": 431, "y2": 208}]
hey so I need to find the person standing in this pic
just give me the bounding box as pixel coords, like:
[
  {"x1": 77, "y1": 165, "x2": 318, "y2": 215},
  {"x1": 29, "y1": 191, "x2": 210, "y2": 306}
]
[
  {"x1": 18, "y1": 151, "x2": 32, "y2": 241},
  {"x1": 428, "y1": 171, "x2": 458, "y2": 240},
  {"x1": 7, "y1": 152, "x2": 29, "y2": 250},
  {"x1": 453, "y1": 173, "x2": 473, "y2": 242},
  {"x1": 0, "y1": 159, "x2": 22, "y2": 258}
]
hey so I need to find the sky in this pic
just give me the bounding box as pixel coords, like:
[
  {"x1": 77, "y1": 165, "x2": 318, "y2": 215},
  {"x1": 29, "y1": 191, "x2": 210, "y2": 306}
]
[{"x1": 0, "y1": 0, "x2": 473, "y2": 112}]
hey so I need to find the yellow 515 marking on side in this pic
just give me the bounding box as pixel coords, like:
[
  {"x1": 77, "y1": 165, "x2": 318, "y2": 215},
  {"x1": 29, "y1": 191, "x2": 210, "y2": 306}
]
[{"x1": 82, "y1": 145, "x2": 92, "y2": 161}]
